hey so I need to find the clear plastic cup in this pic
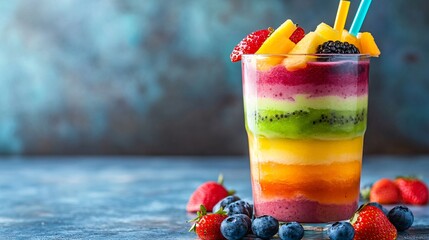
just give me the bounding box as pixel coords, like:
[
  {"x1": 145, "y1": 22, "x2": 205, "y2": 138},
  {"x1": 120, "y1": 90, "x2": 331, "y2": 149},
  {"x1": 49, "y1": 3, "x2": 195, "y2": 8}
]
[{"x1": 242, "y1": 54, "x2": 370, "y2": 223}]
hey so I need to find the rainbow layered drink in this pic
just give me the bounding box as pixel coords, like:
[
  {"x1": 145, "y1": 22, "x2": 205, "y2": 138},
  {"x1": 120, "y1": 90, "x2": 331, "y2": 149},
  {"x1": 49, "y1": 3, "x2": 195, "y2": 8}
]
[
  {"x1": 231, "y1": 0, "x2": 379, "y2": 224},
  {"x1": 242, "y1": 55, "x2": 369, "y2": 222}
]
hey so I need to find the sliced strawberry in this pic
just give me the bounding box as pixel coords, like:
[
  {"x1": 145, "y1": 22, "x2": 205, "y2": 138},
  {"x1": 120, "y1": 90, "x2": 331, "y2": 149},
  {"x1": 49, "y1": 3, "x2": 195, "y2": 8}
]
[
  {"x1": 230, "y1": 28, "x2": 273, "y2": 62},
  {"x1": 186, "y1": 175, "x2": 233, "y2": 212},
  {"x1": 289, "y1": 26, "x2": 305, "y2": 44},
  {"x1": 395, "y1": 177, "x2": 429, "y2": 205}
]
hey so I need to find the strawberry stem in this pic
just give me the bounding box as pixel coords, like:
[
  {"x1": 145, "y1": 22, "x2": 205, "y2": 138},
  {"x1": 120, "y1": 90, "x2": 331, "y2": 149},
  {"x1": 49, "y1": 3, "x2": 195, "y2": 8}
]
[
  {"x1": 213, "y1": 207, "x2": 228, "y2": 215},
  {"x1": 218, "y1": 173, "x2": 236, "y2": 195},
  {"x1": 218, "y1": 174, "x2": 224, "y2": 185},
  {"x1": 227, "y1": 189, "x2": 236, "y2": 196}
]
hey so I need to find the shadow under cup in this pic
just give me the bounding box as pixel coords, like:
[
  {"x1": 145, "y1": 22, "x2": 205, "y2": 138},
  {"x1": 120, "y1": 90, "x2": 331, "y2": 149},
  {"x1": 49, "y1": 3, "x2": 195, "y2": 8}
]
[{"x1": 241, "y1": 54, "x2": 370, "y2": 223}]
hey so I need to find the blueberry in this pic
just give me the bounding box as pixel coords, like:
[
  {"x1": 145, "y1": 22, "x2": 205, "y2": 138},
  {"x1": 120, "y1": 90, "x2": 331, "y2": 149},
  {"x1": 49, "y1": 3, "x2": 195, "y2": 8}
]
[
  {"x1": 226, "y1": 200, "x2": 253, "y2": 218},
  {"x1": 279, "y1": 222, "x2": 304, "y2": 240},
  {"x1": 213, "y1": 195, "x2": 241, "y2": 213},
  {"x1": 387, "y1": 205, "x2": 414, "y2": 231},
  {"x1": 327, "y1": 222, "x2": 354, "y2": 240},
  {"x1": 251, "y1": 215, "x2": 279, "y2": 239},
  {"x1": 220, "y1": 215, "x2": 248, "y2": 240},
  {"x1": 234, "y1": 214, "x2": 252, "y2": 233},
  {"x1": 366, "y1": 202, "x2": 389, "y2": 215}
]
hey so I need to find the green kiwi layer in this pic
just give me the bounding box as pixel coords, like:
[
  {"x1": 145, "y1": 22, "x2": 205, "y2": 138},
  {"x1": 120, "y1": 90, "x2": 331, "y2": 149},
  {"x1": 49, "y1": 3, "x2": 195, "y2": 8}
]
[{"x1": 245, "y1": 108, "x2": 367, "y2": 139}]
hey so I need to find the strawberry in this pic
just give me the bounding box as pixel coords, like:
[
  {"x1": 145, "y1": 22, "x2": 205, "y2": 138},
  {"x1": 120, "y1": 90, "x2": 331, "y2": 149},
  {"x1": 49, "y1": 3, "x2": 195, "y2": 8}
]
[
  {"x1": 189, "y1": 205, "x2": 227, "y2": 240},
  {"x1": 230, "y1": 28, "x2": 273, "y2": 62},
  {"x1": 370, "y1": 178, "x2": 401, "y2": 204},
  {"x1": 395, "y1": 177, "x2": 429, "y2": 205},
  {"x1": 289, "y1": 26, "x2": 305, "y2": 44},
  {"x1": 187, "y1": 175, "x2": 234, "y2": 212},
  {"x1": 351, "y1": 205, "x2": 397, "y2": 240}
]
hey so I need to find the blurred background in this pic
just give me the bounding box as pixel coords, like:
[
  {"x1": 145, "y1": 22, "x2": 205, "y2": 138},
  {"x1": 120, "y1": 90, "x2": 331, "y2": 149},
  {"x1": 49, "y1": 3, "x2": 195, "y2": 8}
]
[{"x1": 0, "y1": 0, "x2": 427, "y2": 155}]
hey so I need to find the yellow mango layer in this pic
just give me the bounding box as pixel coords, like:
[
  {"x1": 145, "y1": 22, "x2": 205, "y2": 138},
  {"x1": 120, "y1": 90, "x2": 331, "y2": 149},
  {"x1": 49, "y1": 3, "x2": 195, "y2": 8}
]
[{"x1": 248, "y1": 135, "x2": 363, "y2": 165}]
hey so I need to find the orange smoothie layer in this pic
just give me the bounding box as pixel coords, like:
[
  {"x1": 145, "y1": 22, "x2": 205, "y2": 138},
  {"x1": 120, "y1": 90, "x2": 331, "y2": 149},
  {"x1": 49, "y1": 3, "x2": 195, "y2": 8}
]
[{"x1": 252, "y1": 160, "x2": 361, "y2": 204}]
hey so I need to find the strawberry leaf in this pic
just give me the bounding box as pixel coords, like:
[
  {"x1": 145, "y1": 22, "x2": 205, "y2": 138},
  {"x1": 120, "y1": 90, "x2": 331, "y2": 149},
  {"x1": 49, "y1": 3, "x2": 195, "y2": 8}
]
[
  {"x1": 200, "y1": 205, "x2": 207, "y2": 216},
  {"x1": 350, "y1": 203, "x2": 368, "y2": 224},
  {"x1": 217, "y1": 173, "x2": 236, "y2": 196},
  {"x1": 213, "y1": 207, "x2": 228, "y2": 216},
  {"x1": 188, "y1": 205, "x2": 207, "y2": 232}
]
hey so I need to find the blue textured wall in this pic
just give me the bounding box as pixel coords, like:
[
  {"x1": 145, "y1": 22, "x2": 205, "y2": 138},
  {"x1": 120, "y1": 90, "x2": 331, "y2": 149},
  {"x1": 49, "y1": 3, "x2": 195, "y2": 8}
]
[{"x1": 0, "y1": 0, "x2": 428, "y2": 155}]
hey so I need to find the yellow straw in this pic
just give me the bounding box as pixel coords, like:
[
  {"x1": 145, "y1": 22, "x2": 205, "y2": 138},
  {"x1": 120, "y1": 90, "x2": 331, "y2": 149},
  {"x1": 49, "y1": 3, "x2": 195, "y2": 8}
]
[{"x1": 334, "y1": 0, "x2": 351, "y2": 32}]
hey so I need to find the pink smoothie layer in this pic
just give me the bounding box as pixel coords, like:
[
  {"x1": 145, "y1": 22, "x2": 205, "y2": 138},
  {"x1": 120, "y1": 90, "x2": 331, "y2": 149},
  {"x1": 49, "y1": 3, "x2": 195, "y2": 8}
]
[
  {"x1": 254, "y1": 199, "x2": 358, "y2": 223},
  {"x1": 243, "y1": 61, "x2": 369, "y2": 99}
]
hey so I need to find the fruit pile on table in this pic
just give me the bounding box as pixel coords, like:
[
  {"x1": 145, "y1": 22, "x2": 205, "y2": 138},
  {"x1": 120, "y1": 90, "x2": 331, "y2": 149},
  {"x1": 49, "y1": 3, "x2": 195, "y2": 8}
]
[{"x1": 186, "y1": 176, "x2": 423, "y2": 240}]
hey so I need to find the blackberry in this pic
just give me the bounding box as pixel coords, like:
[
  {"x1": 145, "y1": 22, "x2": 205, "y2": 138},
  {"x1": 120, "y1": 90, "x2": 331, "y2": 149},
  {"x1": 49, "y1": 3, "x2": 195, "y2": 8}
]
[{"x1": 316, "y1": 40, "x2": 360, "y2": 54}]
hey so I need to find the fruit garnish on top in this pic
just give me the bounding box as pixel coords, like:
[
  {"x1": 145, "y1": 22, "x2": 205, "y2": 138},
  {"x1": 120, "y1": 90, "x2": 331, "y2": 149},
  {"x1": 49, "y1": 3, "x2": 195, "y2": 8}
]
[
  {"x1": 230, "y1": 0, "x2": 380, "y2": 68},
  {"x1": 230, "y1": 19, "x2": 305, "y2": 62},
  {"x1": 316, "y1": 40, "x2": 360, "y2": 54},
  {"x1": 230, "y1": 28, "x2": 273, "y2": 62},
  {"x1": 255, "y1": 19, "x2": 304, "y2": 55},
  {"x1": 289, "y1": 26, "x2": 305, "y2": 44}
]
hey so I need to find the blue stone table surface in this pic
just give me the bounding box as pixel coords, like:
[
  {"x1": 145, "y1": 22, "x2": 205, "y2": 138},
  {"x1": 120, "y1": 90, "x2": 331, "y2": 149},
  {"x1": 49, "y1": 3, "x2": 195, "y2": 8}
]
[{"x1": 0, "y1": 156, "x2": 428, "y2": 239}]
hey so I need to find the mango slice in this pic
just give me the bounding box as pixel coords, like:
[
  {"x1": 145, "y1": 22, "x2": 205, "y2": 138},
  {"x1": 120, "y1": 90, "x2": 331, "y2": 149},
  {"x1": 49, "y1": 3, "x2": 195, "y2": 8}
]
[
  {"x1": 315, "y1": 23, "x2": 341, "y2": 41},
  {"x1": 256, "y1": 19, "x2": 297, "y2": 54},
  {"x1": 358, "y1": 32, "x2": 380, "y2": 57},
  {"x1": 341, "y1": 30, "x2": 361, "y2": 51},
  {"x1": 283, "y1": 32, "x2": 327, "y2": 71}
]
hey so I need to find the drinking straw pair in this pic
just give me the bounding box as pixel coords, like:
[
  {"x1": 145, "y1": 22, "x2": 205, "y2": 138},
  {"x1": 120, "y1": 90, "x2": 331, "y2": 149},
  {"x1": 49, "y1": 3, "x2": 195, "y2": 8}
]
[{"x1": 334, "y1": 0, "x2": 373, "y2": 36}]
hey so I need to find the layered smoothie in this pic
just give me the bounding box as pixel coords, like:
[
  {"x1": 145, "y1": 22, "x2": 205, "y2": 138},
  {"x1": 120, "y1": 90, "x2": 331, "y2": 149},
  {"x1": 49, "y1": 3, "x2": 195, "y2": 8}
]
[{"x1": 242, "y1": 55, "x2": 369, "y2": 222}]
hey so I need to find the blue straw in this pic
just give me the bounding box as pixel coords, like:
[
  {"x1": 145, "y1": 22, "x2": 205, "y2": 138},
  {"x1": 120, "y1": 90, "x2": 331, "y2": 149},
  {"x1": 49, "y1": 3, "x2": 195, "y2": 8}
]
[{"x1": 349, "y1": 0, "x2": 373, "y2": 36}]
